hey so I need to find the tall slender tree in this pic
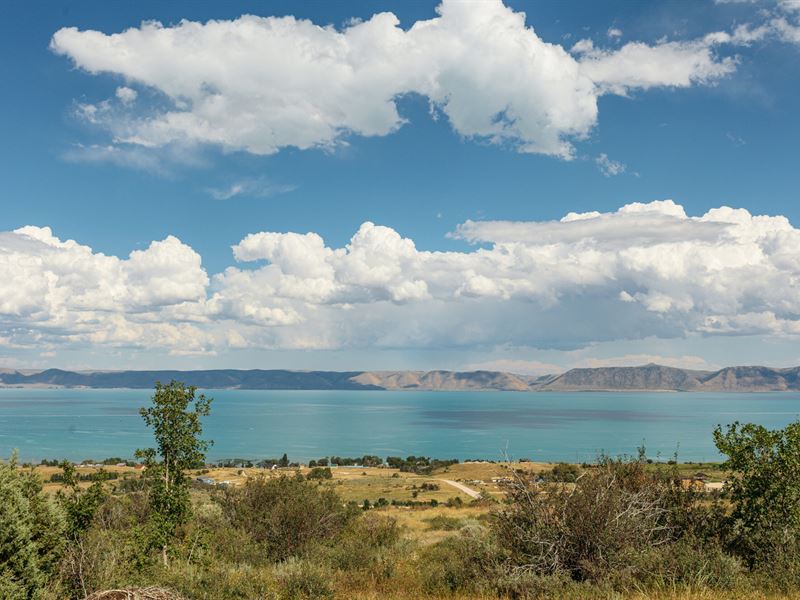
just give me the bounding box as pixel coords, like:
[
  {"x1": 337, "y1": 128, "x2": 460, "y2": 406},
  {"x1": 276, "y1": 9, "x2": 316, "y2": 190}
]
[{"x1": 135, "y1": 380, "x2": 212, "y2": 567}]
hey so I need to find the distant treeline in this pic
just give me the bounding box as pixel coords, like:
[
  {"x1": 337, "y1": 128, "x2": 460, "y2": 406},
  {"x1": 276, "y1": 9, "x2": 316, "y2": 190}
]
[
  {"x1": 211, "y1": 454, "x2": 460, "y2": 474},
  {"x1": 36, "y1": 458, "x2": 136, "y2": 468},
  {"x1": 49, "y1": 471, "x2": 119, "y2": 483},
  {"x1": 35, "y1": 454, "x2": 461, "y2": 474}
]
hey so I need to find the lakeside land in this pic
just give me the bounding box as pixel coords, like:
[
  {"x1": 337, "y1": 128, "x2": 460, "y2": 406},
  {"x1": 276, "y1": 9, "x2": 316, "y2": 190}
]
[
  {"x1": 3, "y1": 363, "x2": 800, "y2": 392},
  {"x1": 6, "y1": 452, "x2": 790, "y2": 600},
  {"x1": 30, "y1": 457, "x2": 729, "y2": 502},
  {"x1": 6, "y1": 380, "x2": 800, "y2": 600}
]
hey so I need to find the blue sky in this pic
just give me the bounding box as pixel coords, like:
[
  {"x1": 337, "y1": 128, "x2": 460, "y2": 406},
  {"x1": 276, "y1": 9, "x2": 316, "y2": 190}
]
[{"x1": 1, "y1": 0, "x2": 799, "y2": 372}]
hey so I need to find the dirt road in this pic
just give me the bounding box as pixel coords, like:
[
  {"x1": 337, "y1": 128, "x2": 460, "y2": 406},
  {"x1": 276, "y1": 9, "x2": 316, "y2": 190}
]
[{"x1": 437, "y1": 478, "x2": 481, "y2": 499}]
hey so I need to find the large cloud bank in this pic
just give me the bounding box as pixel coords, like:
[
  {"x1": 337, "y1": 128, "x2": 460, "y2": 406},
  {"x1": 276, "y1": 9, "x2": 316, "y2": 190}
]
[
  {"x1": 50, "y1": 0, "x2": 737, "y2": 159},
  {"x1": 2, "y1": 201, "x2": 798, "y2": 355}
]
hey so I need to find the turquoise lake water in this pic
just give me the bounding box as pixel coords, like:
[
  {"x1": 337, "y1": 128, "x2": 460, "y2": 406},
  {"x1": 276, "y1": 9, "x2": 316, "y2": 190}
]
[{"x1": 3, "y1": 388, "x2": 800, "y2": 463}]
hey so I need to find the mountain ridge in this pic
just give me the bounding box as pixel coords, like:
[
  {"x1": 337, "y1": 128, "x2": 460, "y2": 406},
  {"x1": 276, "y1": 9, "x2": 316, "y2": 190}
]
[{"x1": 1, "y1": 364, "x2": 799, "y2": 392}]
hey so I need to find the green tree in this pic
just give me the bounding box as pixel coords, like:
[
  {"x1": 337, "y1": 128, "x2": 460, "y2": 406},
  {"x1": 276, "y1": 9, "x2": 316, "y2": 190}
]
[
  {"x1": 57, "y1": 460, "x2": 107, "y2": 537},
  {"x1": 0, "y1": 453, "x2": 66, "y2": 599},
  {"x1": 714, "y1": 420, "x2": 800, "y2": 566},
  {"x1": 135, "y1": 380, "x2": 212, "y2": 567}
]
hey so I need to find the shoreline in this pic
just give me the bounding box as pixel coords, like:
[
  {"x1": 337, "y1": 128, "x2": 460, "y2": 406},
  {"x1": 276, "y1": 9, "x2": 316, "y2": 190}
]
[{"x1": 2, "y1": 384, "x2": 799, "y2": 393}]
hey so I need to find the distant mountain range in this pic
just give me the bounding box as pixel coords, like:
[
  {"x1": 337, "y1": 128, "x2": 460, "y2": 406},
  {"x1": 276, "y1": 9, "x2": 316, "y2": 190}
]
[{"x1": 1, "y1": 364, "x2": 800, "y2": 392}]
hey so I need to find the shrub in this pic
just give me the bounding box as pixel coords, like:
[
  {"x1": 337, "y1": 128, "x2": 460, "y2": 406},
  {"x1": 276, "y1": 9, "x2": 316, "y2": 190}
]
[
  {"x1": 219, "y1": 475, "x2": 354, "y2": 561},
  {"x1": 634, "y1": 538, "x2": 742, "y2": 589},
  {"x1": 56, "y1": 461, "x2": 109, "y2": 538},
  {"x1": 323, "y1": 512, "x2": 401, "y2": 573},
  {"x1": 424, "y1": 515, "x2": 464, "y2": 531},
  {"x1": 542, "y1": 462, "x2": 580, "y2": 483},
  {"x1": 56, "y1": 525, "x2": 147, "y2": 597},
  {"x1": 714, "y1": 420, "x2": 800, "y2": 568},
  {"x1": 419, "y1": 524, "x2": 499, "y2": 593},
  {"x1": 493, "y1": 456, "x2": 682, "y2": 582},
  {"x1": 748, "y1": 537, "x2": 800, "y2": 592},
  {"x1": 306, "y1": 467, "x2": 332, "y2": 480},
  {"x1": 274, "y1": 557, "x2": 334, "y2": 600}
]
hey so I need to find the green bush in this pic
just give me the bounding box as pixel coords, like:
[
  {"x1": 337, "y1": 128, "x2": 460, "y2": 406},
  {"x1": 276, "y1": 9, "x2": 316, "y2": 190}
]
[
  {"x1": 714, "y1": 420, "x2": 800, "y2": 569},
  {"x1": 419, "y1": 524, "x2": 499, "y2": 593},
  {"x1": 636, "y1": 538, "x2": 742, "y2": 589},
  {"x1": 542, "y1": 462, "x2": 581, "y2": 483},
  {"x1": 748, "y1": 537, "x2": 800, "y2": 592},
  {"x1": 322, "y1": 512, "x2": 401, "y2": 574},
  {"x1": 219, "y1": 475, "x2": 355, "y2": 561},
  {"x1": 306, "y1": 467, "x2": 332, "y2": 480},
  {"x1": 424, "y1": 514, "x2": 464, "y2": 531}
]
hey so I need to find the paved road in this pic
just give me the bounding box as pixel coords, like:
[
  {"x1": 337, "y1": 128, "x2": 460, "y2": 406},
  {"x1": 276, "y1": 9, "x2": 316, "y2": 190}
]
[{"x1": 437, "y1": 478, "x2": 481, "y2": 499}]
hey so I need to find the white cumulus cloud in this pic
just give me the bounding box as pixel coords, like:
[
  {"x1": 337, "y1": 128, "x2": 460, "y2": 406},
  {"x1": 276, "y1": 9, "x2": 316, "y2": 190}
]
[
  {"x1": 50, "y1": 0, "x2": 738, "y2": 160},
  {"x1": 0, "y1": 227, "x2": 214, "y2": 352},
  {"x1": 2, "y1": 201, "x2": 799, "y2": 355}
]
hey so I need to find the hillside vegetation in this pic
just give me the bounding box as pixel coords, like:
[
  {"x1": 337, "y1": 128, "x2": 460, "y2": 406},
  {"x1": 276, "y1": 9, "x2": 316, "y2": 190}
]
[{"x1": 5, "y1": 381, "x2": 800, "y2": 599}]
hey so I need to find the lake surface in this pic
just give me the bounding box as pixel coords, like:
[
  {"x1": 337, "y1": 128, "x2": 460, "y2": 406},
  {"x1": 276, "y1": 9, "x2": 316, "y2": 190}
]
[{"x1": 3, "y1": 388, "x2": 800, "y2": 463}]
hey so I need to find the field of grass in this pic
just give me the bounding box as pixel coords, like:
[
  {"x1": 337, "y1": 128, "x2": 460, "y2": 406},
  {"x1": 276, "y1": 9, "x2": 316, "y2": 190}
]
[
  {"x1": 34, "y1": 463, "x2": 140, "y2": 493},
  {"x1": 30, "y1": 458, "x2": 728, "y2": 497},
  {"x1": 28, "y1": 458, "x2": 729, "y2": 552}
]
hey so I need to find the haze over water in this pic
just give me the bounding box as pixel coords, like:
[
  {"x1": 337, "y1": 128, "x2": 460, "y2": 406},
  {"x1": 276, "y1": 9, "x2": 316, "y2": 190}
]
[{"x1": 4, "y1": 388, "x2": 800, "y2": 463}]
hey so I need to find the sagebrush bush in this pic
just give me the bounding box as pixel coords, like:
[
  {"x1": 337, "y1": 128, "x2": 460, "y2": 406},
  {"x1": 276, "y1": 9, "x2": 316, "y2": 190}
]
[
  {"x1": 493, "y1": 456, "x2": 716, "y2": 583},
  {"x1": 219, "y1": 474, "x2": 356, "y2": 561}
]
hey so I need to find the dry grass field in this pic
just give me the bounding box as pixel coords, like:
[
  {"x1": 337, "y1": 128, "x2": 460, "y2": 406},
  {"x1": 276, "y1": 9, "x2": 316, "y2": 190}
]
[
  {"x1": 31, "y1": 457, "x2": 726, "y2": 498},
  {"x1": 27, "y1": 458, "x2": 731, "y2": 553},
  {"x1": 28, "y1": 461, "x2": 512, "y2": 548}
]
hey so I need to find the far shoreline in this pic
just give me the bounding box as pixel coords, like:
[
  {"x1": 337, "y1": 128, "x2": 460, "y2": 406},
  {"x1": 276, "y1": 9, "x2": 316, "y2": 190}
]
[{"x1": 2, "y1": 384, "x2": 800, "y2": 393}]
